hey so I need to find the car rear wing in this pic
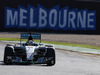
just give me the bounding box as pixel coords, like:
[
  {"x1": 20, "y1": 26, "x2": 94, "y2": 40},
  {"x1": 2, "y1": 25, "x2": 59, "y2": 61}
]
[{"x1": 20, "y1": 33, "x2": 41, "y2": 43}]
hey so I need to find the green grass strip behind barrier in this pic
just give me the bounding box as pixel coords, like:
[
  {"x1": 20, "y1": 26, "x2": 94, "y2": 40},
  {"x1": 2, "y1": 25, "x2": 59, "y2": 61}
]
[{"x1": 0, "y1": 38, "x2": 100, "y2": 50}]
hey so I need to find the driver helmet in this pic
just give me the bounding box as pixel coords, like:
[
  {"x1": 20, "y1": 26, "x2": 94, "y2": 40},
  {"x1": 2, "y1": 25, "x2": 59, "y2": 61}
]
[{"x1": 27, "y1": 40, "x2": 34, "y2": 45}]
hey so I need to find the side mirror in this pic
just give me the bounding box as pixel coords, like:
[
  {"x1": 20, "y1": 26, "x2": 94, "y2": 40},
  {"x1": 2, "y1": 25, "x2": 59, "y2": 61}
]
[
  {"x1": 17, "y1": 43, "x2": 22, "y2": 45},
  {"x1": 39, "y1": 43, "x2": 43, "y2": 46}
]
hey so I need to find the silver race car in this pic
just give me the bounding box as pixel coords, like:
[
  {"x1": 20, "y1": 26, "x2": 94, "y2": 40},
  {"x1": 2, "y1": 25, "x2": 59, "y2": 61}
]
[{"x1": 3, "y1": 33, "x2": 56, "y2": 66}]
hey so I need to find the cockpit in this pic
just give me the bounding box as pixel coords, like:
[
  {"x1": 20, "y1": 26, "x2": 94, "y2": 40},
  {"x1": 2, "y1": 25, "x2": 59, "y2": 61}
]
[{"x1": 21, "y1": 33, "x2": 41, "y2": 46}]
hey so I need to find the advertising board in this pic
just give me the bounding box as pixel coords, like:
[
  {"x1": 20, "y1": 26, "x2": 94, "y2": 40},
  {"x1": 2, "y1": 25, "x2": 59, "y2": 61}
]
[{"x1": 0, "y1": 0, "x2": 100, "y2": 34}]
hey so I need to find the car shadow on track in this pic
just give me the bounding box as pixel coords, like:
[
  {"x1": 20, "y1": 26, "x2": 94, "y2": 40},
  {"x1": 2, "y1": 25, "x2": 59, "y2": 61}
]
[{"x1": 0, "y1": 61, "x2": 52, "y2": 67}]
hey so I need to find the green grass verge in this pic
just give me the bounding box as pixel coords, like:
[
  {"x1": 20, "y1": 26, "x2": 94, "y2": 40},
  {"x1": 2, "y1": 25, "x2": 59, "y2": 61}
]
[
  {"x1": 0, "y1": 38, "x2": 20, "y2": 41},
  {"x1": 0, "y1": 38, "x2": 100, "y2": 50}
]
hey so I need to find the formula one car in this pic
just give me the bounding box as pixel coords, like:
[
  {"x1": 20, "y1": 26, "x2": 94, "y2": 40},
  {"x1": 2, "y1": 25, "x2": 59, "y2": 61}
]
[{"x1": 3, "y1": 33, "x2": 56, "y2": 66}]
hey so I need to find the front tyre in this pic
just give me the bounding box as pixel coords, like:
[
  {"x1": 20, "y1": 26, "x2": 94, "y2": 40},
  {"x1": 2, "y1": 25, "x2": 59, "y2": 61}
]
[
  {"x1": 46, "y1": 48, "x2": 56, "y2": 66},
  {"x1": 4, "y1": 46, "x2": 14, "y2": 65}
]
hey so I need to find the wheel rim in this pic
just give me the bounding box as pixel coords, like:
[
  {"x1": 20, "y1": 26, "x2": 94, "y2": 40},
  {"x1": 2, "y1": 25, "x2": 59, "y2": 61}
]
[
  {"x1": 51, "y1": 60, "x2": 54, "y2": 64},
  {"x1": 4, "y1": 56, "x2": 12, "y2": 64}
]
